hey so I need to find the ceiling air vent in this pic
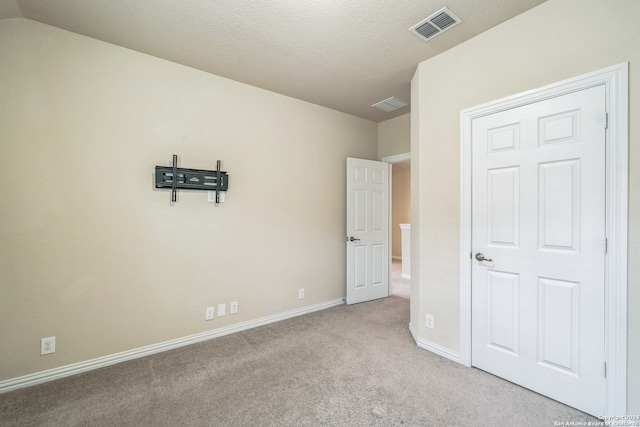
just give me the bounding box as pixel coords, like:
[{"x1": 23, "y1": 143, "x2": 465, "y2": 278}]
[
  {"x1": 410, "y1": 7, "x2": 462, "y2": 42},
  {"x1": 372, "y1": 97, "x2": 409, "y2": 113}
]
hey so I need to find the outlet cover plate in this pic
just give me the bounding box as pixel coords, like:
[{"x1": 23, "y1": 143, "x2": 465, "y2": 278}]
[
  {"x1": 207, "y1": 191, "x2": 226, "y2": 203},
  {"x1": 426, "y1": 314, "x2": 435, "y2": 329},
  {"x1": 205, "y1": 307, "x2": 215, "y2": 320},
  {"x1": 41, "y1": 336, "x2": 56, "y2": 355},
  {"x1": 230, "y1": 301, "x2": 238, "y2": 314},
  {"x1": 218, "y1": 303, "x2": 226, "y2": 317}
]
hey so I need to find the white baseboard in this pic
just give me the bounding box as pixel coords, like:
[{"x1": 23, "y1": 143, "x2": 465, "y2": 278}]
[
  {"x1": 401, "y1": 273, "x2": 411, "y2": 279},
  {"x1": 409, "y1": 322, "x2": 462, "y2": 364},
  {"x1": 0, "y1": 298, "x2": 345, "y2": 394}
]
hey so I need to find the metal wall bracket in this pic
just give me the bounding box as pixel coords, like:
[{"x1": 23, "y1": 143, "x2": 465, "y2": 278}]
[{"x1": 155, "y1": 155, "x2": 228, "y2": 204}]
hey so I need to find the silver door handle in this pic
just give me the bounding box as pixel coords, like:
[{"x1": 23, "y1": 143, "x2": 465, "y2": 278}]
[
  {"x1": 348, "y1": 236, "x2": 360, "y2": 242},
  {"x1": 475, "y1": 252, "x2": 493, "y2": 262}
]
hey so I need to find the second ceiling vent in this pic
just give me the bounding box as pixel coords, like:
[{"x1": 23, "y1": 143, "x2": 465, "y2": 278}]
[{"x1": 409, "y1": 7, "x2": 462, "y2": 42}]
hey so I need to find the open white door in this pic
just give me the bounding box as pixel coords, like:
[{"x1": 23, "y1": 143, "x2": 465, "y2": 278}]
[
  {"x1": 471, "y1": 85, "x2": 606, "y2": 416},
  {"x1": 346, "y1": 158, "x2": 390, "y2": 305}
]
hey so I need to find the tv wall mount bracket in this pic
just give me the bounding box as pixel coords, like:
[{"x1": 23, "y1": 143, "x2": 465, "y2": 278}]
[{"x1": 155, "y1": 155, "x2": 228, "y2": 205}]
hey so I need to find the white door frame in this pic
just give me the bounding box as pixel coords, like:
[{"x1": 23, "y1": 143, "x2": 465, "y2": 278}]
[{"x1": 459, "y1": 63, "x2": 628, "y2": 416}]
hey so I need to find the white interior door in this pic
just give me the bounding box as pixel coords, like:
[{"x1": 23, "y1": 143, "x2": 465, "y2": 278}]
[
  {"x1": 346, "y1": 157, "x2": 389, "y2": 305},
  {"x1": 471, "y1": 85, "x2": 606, "y2": 416}
]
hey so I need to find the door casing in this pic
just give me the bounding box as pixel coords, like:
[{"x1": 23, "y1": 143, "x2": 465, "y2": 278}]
[{"x1": 459, "y1": 63, "x2": 628, "y2": 416}]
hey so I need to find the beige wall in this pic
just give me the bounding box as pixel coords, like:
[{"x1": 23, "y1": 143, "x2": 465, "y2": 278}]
[
  {"x1": 378, "y1": 113, "x2": 410, "y2": 159},
  {"x1": 391, "y1": 162, "x2": 410, "y2": 258},
  {"x1": 412, "y1": 0, "x2": 640, "y2": 412},
  {"x1": 0, "y1": 18, "x2": 378, "y2": 381}
]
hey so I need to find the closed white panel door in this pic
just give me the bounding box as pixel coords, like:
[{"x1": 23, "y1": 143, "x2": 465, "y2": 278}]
[
  {"x1": 471, "y1": 85, "x2": 606, "y2": 416},
  {"x1": 346, "y1": 158, "x2": 389, "y2": 305}
]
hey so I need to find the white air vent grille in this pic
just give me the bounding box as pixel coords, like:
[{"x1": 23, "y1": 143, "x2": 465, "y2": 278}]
[
  {"x1": 372, "y1": 97, "x2": 409, "y2": 113},
  {"x1": 410, "y1": 7, "x2": 462, "y2": 42}
]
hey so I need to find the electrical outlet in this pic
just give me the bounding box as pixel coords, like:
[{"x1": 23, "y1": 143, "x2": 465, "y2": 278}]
[
  {"x1": 298, "y1": 288, "x2": 305, "y2": 299},
  {"x1": 205, "y1": 306, "x2": 215, "y2": 320},
  {"x1": 207, "y1": 191, "x2": 226, "y2": 203},
  {"x1": 218, "y1": 303, "x2": 226, "y2": 317},
  {"x1": 426, "y1": 314, "x2": 435, "y2": 329},
  {"x1": 41, "y1": 336, "x2": 56, "y2": 355},
  {"x1": 230, "y1": 301, "x2": 238, "y2": 314}
]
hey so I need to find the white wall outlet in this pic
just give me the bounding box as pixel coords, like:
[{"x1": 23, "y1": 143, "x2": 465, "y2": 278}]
[
  {"x1": 205, "y1": 306, "x2": 215, "y2": 320},
  {"x1": 298, "y1": 288, "x2": 305, "y2": 299},
  {"x1": 41, "y1": 336, "x2": 56, "y2": 355},
  {"x1": 230, "y1": 301, "x2": 238, "y2": 314},
  {"x1": 217, "y1": 303, "x2": 226, "y2": 317},
  {"x1": 426, "y1": 314, "x2": 435, "y2": 329},
  {"x1": 207, "y1": 191, "x2": 226, "y2": 203}
]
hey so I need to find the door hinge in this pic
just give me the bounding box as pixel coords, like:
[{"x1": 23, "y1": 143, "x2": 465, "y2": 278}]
[
  {"x1": 603, "y1": 361, "x2": 607, "y2": 378},
  {"x1": 604, "y1": 112, "x2": 609, "y2": 129},
  {"x1": 603, "y1": 237, "x2": 608, "y2": 254}
]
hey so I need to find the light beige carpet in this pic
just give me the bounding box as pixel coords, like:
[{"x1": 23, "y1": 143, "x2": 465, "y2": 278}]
[
  {"x1": 390, "y1": 259, "x2": 410, "y2": 299},
  {"x1": 0, "y1": 297, "x2": 598, "y2": 426}
]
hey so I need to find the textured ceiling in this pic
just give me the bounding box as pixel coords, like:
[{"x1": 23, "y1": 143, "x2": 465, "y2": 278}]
[{"x1": 4, "y1": 0, "x2": 546, "y2": 122}]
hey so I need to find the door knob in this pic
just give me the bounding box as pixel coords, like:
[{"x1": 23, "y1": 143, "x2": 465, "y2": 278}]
[
  {"x1": 475, "y1": 252, "x2": 493, "y2": 262},
  {"x1": 349, "y1": 236, "x2": 361, "y2": 242}
]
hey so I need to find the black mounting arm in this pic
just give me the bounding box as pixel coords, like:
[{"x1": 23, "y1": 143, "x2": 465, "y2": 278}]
[{"x1": 155, "y1": 156, "x2": 228, "y2": 204}]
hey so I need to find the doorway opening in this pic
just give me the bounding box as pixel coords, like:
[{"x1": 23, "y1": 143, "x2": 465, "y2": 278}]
[{"x1": 384, "y1": 153, "x2": 411, "y2": 299}]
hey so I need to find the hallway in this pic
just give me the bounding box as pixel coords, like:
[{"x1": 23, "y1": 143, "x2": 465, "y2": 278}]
[{"x1": 391, "y1": 259, "x2": 410, "y2": 299}]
